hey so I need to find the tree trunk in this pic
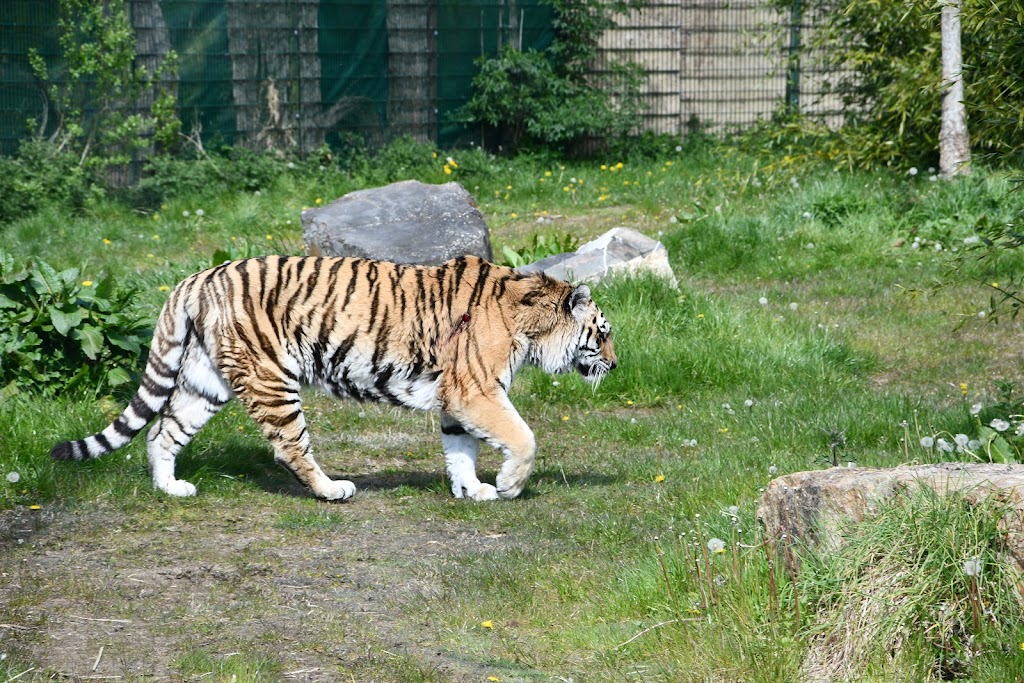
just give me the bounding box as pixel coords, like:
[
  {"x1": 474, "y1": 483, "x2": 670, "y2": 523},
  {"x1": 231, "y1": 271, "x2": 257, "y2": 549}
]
[
  {"x1": 227, "y1": 1, "x2": 323, "y2": 152},
  {"x1": 386, "y1": 0, "x2": 436, "y2": 142},
  {"x1": 939, "y1": 0, "x2": 970, "y2": 177}
]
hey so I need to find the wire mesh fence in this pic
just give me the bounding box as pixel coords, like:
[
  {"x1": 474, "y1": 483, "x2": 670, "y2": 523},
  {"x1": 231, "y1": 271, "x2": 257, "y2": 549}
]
[{"x1": 0, "y1": 0, "x2": 840, "y2": 157}]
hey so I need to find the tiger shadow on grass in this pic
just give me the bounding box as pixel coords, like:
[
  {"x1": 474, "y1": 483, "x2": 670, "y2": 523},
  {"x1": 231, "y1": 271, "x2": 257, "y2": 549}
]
[{"x1": 172, "y1": 442, "x2": 617, "y2": 501}]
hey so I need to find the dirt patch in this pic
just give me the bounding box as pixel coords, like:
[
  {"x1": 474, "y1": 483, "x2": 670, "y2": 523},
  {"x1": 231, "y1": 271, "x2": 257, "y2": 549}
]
[{"x1": 0, "y1": 492, "x2": 520, "y2": 682}]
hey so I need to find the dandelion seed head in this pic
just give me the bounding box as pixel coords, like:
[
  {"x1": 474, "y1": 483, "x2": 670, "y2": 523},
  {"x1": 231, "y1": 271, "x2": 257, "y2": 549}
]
[
  {"x1": 6, "y1": 472, "x2": 20, "y2": 483},
  {"x1": 991, "y1": 418, "x2": 1011, "y2": 432},
  {"x1": 963, "y1": 557, "x2": 982, "y2": 577},
  {"x1": 970, "y1": 403, "x2": 983, "y2": 416},
  {"x1": 954, "y1": 433, "x2": 970, "y2": 448},
  {"x1": 707, "y1": 537, "x2": 726, "y2": 554},
  {"x1": 768, "y1": 465, "x2": 778, "y2": 476}
]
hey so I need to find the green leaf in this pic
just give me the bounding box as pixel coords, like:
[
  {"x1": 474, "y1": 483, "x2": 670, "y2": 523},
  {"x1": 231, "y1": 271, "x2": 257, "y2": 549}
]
[
  {"x1": 94, "y1": 274, "x2": 117, "y2": 300},
  {"x1": 106, "y1": 366, "x2": 132, "y2": 387},
  {"x1": 31, "y1": 261, "x2": 70, "y2": 296},
  {"x1": 75, "y1": 324, "x2": 104, "y2": 360},
  {"x1": 48, "y1": 305, "x2": 83, "y2": 336}
]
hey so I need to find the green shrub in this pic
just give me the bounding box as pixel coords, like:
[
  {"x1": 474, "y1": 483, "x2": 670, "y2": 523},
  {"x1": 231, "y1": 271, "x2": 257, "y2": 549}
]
[
  {"x1": 500, "y1": 231, "x2": 580, "y2": 268},
  {"x1": 0, "y1": 140, "x2": 97, "y2": 223},
  {"x1": 0, "y1": 250, "x2": 149, "y2": 398},
  {"x1": 775, "y1": 0, "x2": 1024, "y2": 167}
]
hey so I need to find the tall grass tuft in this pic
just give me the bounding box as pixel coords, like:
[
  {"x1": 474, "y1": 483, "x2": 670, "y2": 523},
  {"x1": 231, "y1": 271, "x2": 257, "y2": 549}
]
[{"x1": 798, "y1": 487, "x2": 1024, "y2": 680}]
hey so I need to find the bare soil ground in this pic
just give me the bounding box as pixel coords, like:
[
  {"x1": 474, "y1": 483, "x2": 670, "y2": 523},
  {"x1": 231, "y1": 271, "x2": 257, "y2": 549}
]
[{"x1": 0, "y1": 417, "x2": 531, "y2": 682}]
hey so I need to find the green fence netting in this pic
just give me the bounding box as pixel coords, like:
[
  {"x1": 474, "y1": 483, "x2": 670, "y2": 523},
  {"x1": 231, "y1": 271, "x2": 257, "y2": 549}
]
[{"x1": 0, "y1": 0, "x2": 554, "y2": 155}]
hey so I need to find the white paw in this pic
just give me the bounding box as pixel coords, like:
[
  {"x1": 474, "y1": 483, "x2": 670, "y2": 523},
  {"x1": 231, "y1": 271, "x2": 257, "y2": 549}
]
[
  {"x1": 321, "y1": 479, "x2": 356, "y2": 501},
  {"x1": 471, "y1": 484, "x2": 498, "y2": 501},
  {"x1": 160, "y1": 479, "x2": 197, "y2": 497}
]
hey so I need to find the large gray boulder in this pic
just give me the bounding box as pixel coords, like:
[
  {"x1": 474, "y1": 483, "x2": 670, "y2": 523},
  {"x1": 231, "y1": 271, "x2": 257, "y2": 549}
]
[
  {"x1": 302, "y1": 180, "x2": 493, "y2": 265},
  {"x1": 518, "y1": 227, "x2": 676, "y2": 286}
]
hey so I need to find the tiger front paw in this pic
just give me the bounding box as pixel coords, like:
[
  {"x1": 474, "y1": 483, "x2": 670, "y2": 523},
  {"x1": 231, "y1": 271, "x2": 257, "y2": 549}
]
[
  {"x1": 320, "y1": 479, "x2": 356, "y2": 501},
  {"x1": 471, "y1": 483, "x2": 498, "y2": 501}
]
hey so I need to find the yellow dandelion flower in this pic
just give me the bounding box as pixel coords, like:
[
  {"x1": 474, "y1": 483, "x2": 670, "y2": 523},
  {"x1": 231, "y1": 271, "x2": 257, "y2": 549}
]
[
  {"x1": 719, "y1": 427, "x2": 729, "y2": 433},
  {"x1": 562, "y1": 416, "x2": 569, "y2": 421},
  {"x1": 158, "y1": 285, "x2": 170, "y2": 292},
  {"x1": 266, "y1": 234, "x2": 273, "y2": 240},
  {"x1": 315, "y1": 197, "x2": 323, "y2": 205},
  {"x1": 146, "y1": 253, "x2": 155, "y2": 258},
  {"x1": 616, "y1": 162, "x2": 624, "y2": 169},
  {"x1": 563, "y1": 186, "x2": 570, "y2": 192},
  {"x1": 677, "y1": 404, "x2": 683, "y2": 409},
  {"x1": 510, "y1": 212, "x2": 518, "y2": 218},
  {"x1": 655, "y1": 474, "x2": 666, "y2": 483},
  {"x1": 598, "y1": 195, "x2": 608, "y2": 202},
  {"x1": 81, "y1": 280, "x2": 93, "y2": 287},
  {"x1": 488, "y1": 678, "x2": 500, "y2": 682},
  {"x1": 992, "y1": 282, "x2": 999, "y2": 288},
  {"x1": 153, "y1": 214, "x2": 161, "y2": 221},
  {"x1": 504, "y1": 193, "x2": 510, "y2": 200},
  {"x1": 697, "y1": 313, "x2": 705, "y2": 319},
  {"x1": 506, "y1": 185, "x2": 512, "y2": 190},
  {"x1": 481, "y1": 620, "x2": 494, "y2": 629},
  {"x1": 160, "y1": 203, "x2": 168, "y2": 210},
  {"x1": 626, "y1": 400, "x2": 634, "y2": 406},
  {"x1": 152, "y1": 234, "x2": 160, "y2": 240},
  {"x1": 545, "y1": 170, "x2": 552, "y2": 177},
  {"x1": 447, "y1": 157, "x2": 458, "y2": 168},
  {"x1": 665, "y1": 160, "x2": 674, "y2": 166},
  {"x1": 959, "y1": 382, "x2": 968, "y2": 396},
  {"x1": 102, "y1": 238, "x2": 112, "y2": 245},
  {"x1": 432, "y1": 151, "x2": 438, "y2": 158},
  {"x1": 600, "y1": 164, "x2": 608, "y2": 170},
  {"x1": 443, "y1": 165, "x2": 452, "y2": 175},
  {"x1": 29, "y1": 505, "x2": 41, "y2": 510}
]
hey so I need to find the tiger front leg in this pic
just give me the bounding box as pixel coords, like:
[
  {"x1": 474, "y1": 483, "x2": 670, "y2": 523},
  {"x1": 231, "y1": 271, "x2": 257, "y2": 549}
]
[
  {"x1": 446, "y1": 393, "x2": 536, "y2": 500},
  {"x1": 441, "y1": 413, "x2": 497, "y2": 501}
]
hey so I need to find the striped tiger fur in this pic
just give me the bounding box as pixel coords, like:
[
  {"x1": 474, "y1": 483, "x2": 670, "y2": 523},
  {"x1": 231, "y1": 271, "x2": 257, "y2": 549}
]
[{"x1": 51, "y1": 255, "x2": 616, "y2": 501}]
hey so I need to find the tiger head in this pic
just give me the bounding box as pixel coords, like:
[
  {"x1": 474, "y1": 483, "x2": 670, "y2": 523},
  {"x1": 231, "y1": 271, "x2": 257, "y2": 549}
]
[{"x1": 524, "y1": 282, "x2": 617, "y2": 386}]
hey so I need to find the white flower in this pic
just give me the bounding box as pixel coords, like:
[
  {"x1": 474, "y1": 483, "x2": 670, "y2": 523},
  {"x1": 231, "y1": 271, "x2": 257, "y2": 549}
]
[
  {"x1": 937, "y1": 438, "x2": 954, "y2": 453},
  {"x1": 675, "y1": 145, "x2": 683, "y2": 152},
  {"x1": 6, "y1": 472, "x2": 20, "y2": 483},
  {"x1": 978, "y1": 310, "x2": 987, "y2": 318},
  {"x1": 969, "y1": 403, "x2": 983, "y2": 416},
  {"x1": 758, "y1": 296, "x2": 768, "y2": 306},
  {"x1": 683, "y1": 438, "x2": 698, "y2": 448},
  {"x1": 744, "y1": 399, "x2": 754, "y2": 408},
  {"x1": 195, "y1": 208, "x2": 205, "y2": 217},
  {"x1": 727, "y1": 505, "x2": 739, "y2": 516},
  {"x1": 968, "y1": 439, "x2": 981, "y2": 450},
  {"x1": 954, "y1": 433, "x2": 970, "y2": 448},
  {"x1": 908, "y1": 167, "x2": 918, "y2": 176},
  {"x1": 1016, "y1": 423, "x2": 1024, "y2": 437},
  {"x1": 802, "y1": 211, "x2": 812, "y2": 219},
  {"x1": 182, "y1": 210, "x2": 190, "y2": 217},
  {"x1": 963, "y1": 235, "x2": 981, "y2": 245},
  {"x1": 707, "y1": 537, "x2": 727, "y2": 554},
  {"x1": 804, "y1": 242, "x2": 815, "y2": 249},
  {"x1": 963, "y1": 557, "x2": 983, "y2": 577},
  {"x1": 920, "y1": 436, "x2": 934, "y2": 449},
  {"x1": 789, "y1": 302, "x2": 798, "y2": 311},
  {"x1": 991, "y1": 419, "x2": 1011, "y2": 432},
  {"x1": 768, "y1": 465, "x2": 778, "y2": 476},
  {"x1": 669, "y1": 216, "x2": 678, "y2": 224},
  {"x1": 551, "y1": 380, "x2": 560, "y2": 387},
  {"x1": 933, "y1": 243, "x2": 943, "y2": 252}
]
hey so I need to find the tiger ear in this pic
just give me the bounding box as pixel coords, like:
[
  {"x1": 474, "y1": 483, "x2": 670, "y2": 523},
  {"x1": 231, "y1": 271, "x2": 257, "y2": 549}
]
[{"x1": 567, "y1": 284, "x2": 591, "y2": 319}]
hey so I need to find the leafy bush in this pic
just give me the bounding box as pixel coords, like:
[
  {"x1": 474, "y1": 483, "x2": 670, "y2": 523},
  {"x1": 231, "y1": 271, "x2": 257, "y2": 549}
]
[
  {"x1": 500, "y1": 232, "x2": 580, "y2": 268},
  {"x1": 457, "y1": 0, "x2": 646, "y2": 154},
  {"x1": 0, "y1": 250, "x2": 149, "y2": 398},
  {"x1": 0, "y1": 140, "x2": 97, "y2": 223},
  {"x1": 28, "y1": 0, "x2": 179, "y2": 170},
  {"x1": 776, "y1": 0, "x2": 1024, "y2": 167}
]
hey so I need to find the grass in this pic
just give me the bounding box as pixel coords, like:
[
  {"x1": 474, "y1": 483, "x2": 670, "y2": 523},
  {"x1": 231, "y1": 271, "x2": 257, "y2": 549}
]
[{"x1": 2, "y1": 138, "x2": 1024, "y2": 680}]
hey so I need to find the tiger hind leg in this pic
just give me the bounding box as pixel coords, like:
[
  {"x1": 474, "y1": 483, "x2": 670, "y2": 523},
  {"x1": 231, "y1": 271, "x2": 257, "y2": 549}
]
[
  {"x1": 441, "y1": 413, "x2": 497, "y2": 501},
  {"x1": 229, "y1": 364, "x2": 355, "y2": 501},
  {"x1": 147, "y1": 341, "x2": 232, "y2": 496}
]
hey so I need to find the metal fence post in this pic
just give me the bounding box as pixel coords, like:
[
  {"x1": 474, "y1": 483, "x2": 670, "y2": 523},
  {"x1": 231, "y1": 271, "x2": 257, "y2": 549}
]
[{"x1": 785, "y1": 0, "x2": 803, "y2": 114}]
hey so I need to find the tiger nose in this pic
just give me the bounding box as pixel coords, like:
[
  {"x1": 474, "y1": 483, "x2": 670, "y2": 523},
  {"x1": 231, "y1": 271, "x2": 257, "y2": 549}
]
[{"x1": 610, "y1": 358, "x2": 618, "y2": 370}]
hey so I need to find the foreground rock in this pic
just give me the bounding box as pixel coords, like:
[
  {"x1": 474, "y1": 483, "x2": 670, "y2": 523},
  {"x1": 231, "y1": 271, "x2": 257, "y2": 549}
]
[
  {"x1": 518, "y1": 227, "x2": 676, "y2": 286},
  {"x1": 758, "y1": 462, "x2": 1024, "y2": 570},
  {"x1": 302, "y1": 180, "x2": 493, "y2": 265}
]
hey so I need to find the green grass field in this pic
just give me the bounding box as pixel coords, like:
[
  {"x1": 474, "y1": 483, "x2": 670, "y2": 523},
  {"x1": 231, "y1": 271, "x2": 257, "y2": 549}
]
[{"x1": 2, "y1": 140, "x2": 1024, "y2": 681}]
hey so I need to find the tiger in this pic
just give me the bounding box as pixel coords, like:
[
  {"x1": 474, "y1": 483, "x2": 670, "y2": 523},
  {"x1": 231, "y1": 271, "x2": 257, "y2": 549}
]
[{"x1": 51, "y1": 254, "x2": 617, "y2": 502}]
